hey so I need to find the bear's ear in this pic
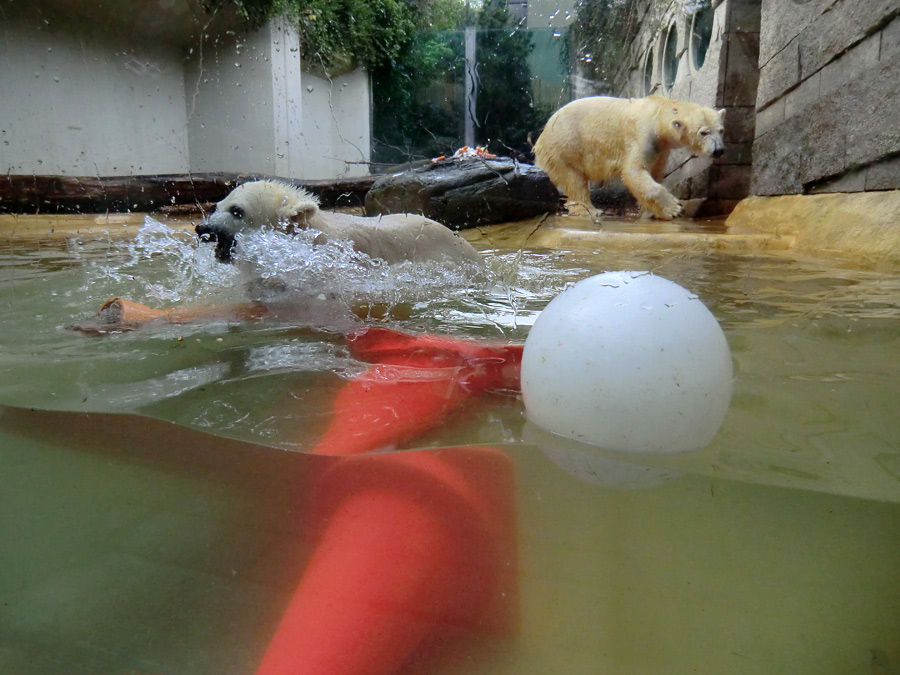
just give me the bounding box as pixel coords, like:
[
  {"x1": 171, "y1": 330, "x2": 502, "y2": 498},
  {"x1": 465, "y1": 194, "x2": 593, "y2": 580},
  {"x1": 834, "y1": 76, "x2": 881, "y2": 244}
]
[
  {"x1": 286, "y1": 202, "x2": 318, "y2": 232},
  {"x1": 717, "y1": 108, "x2": 726, "y2": 121}
]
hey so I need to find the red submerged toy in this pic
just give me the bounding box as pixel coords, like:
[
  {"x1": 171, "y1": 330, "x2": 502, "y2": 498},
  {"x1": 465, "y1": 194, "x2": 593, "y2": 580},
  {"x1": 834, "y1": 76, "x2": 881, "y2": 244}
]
[{"x1": 256, "y1": 327, "x2": 522, "y2": 675}]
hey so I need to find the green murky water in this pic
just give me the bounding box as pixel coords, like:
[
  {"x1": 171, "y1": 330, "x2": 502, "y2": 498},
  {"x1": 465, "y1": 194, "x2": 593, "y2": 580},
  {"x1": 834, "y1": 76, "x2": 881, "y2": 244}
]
[{"x1": 1, "y1": 215, "x2": 898, "y2": 674}]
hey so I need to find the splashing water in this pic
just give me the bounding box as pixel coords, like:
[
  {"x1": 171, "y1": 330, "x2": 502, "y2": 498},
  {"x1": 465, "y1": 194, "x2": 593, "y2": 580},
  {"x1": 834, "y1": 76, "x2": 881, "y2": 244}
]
[
  {"x1": 77, "y1": 217, "x2": 484, "y2": 308},
  {"x1": 79, "y1": 216, "x2": 240, "y2": 305},
  {"x1": 230, "y1": 224, "x2": 486, "y2": 309},
  {"x1": 73, "y1": 217, "x2": 590, "y2": 339}
]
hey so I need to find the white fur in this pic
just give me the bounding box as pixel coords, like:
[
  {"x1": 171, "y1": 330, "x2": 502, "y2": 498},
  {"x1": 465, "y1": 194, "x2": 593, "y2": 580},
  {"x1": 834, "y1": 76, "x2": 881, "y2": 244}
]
[
  {"x1": 206, "y1": 180, "x2": 483, "y2": 267},
  {"x1": 534, "y1": 95, "x2": 726, "y2": 222}
]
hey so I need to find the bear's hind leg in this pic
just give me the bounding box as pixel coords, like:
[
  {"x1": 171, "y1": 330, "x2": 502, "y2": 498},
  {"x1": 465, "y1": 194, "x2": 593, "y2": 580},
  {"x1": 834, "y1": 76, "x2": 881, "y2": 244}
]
[{"x1": 548, "y1": 164, "x2": 602, "y2": 223}]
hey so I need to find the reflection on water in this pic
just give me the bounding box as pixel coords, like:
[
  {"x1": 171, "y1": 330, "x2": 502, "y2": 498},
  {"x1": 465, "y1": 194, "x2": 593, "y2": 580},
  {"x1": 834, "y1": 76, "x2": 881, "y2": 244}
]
[{"x1": 0, "y1": 215, "x2": 899, "y2": 673}]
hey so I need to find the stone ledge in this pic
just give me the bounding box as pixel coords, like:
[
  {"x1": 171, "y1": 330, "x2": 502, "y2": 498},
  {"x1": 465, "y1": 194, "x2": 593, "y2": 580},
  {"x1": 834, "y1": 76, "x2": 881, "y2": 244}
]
[
  {"x1": 536, "y1": 227, "x2": 793, "y2": 253},
  {"x1": 461, "y1": 213, "x2": 794, "y2": 254},
  {"x1": 725, "y1": 191, "x2": 900, "y2": 265}
]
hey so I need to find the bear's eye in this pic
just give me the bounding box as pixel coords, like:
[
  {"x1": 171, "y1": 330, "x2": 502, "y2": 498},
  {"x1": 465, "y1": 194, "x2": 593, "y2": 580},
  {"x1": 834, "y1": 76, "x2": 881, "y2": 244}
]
[
  {"x1": 699, "y1": 129, "x2": 710, "y2": 137},
  {"x1": 672, "y1": 120, "x2": 683, "y2": 130},
  {"x1": 229, "y1": 205, "x2": 245, "y2": 219}
]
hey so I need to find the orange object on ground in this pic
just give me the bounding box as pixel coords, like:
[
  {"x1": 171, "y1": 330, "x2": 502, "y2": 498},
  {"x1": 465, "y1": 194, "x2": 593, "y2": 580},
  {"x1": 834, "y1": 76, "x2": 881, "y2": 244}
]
[
  {"x1": 255, "y1": 327, "x2": 522, "y2": 675},
  {"x1": 95, "y1": 296, "x2": 267, "y2": 328},
  {"x1": 85, "y1": 297, "x2": 408, "y2": 332}
]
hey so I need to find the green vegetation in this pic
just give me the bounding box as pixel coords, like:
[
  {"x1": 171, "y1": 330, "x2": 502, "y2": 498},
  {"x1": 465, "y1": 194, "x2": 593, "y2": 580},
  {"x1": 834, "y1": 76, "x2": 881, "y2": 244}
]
[
  {"x1": 567, "y1": 0, "x2": 646, "y2": 89},
  {"x1": 372, "y1": 0, "x2": 550, "y2": 165},
  {"x1": 201, "y1": 0, "x2": 417, "y2": 70}
]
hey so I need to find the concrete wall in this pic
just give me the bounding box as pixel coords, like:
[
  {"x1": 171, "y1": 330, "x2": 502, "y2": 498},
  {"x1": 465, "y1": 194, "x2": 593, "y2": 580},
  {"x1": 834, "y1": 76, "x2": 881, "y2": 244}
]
[
  {"x1": 0, "y1": 0, "x2": 371, "y2": 182},
  {"x1": 296, "y1": 68, "x2": 372, "y2": 180},
  {"x1": 0, "y1": 3, "x2": 191, "y2": 176},
  {"x1": 185, "y1": 19, "x2": 371, "y2": 180},
  {"x1": 669, "y1": 0, "x2": 761, "y2": 215},
  {"x1": 184, "y1": 24, "x2": 277, "y2": 177},
  {"x1": 752, "y1": 0, "x2": 900, "y2": 195}
]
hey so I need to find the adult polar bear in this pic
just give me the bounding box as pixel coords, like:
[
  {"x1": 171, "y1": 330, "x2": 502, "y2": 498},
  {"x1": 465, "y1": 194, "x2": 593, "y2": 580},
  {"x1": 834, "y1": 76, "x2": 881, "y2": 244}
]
[{"x1": 534, "y1": 95, "x2": 725, "y2": 222}]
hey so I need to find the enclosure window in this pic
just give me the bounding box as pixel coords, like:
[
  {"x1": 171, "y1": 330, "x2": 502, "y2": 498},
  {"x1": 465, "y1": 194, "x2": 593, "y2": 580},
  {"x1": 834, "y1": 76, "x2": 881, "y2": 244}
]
[
  {"x1": 690, "y1": 3, "x2": 714, "y2": 72},
  {"x1": 662, "y1": 21, "x2": 679, "y2": 92},
  {"x1": 642, "y1": 46, "x2": 654, "y2": 96}
]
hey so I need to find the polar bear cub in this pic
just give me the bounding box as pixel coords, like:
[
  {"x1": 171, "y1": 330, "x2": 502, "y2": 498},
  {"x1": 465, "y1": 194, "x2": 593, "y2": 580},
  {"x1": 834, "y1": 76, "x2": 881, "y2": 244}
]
[
  {"x1": 534, "y1": 95, "x2": 725, "y2": 222},
  {"x1": 197, "y1": 180, "x2": 483, "y2": 267}
]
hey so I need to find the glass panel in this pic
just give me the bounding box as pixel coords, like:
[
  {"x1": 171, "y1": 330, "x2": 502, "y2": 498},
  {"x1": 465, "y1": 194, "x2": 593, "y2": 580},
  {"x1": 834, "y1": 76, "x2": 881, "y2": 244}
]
[
  {"x1": 372, "y1": 23, "x2": 568, "y2": 166},
  {"x1": 690, "y1": 0, "x2": 714, "y2": 71},
  {"x1": 2, "y1": 2, "x2": 900, "y2": 674},
  {"x1": 663, "y1": 20, "x2": 679, "y2": 91}
]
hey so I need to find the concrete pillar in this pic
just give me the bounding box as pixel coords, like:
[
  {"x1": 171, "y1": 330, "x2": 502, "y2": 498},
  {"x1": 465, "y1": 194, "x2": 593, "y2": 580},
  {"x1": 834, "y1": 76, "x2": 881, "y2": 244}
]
[
  {"x1": 464, "y1": 26, "x2": 478, "y2": 148},
  {"x1": 271, "y1": 18, "x2": 305, "y2": 178},
  {"x1": 185, "y1": 19, "x2": 371, "y2": 180}
]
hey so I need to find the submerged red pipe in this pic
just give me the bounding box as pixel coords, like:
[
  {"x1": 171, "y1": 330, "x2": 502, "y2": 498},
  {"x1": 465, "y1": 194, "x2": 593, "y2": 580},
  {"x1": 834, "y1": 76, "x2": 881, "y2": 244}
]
[
  {"x1": 256, "y1": 327, "x2": 522, "y2": 675},
  {"x1": 313, "y1": 327, "x2": 523, "y2": 456}
]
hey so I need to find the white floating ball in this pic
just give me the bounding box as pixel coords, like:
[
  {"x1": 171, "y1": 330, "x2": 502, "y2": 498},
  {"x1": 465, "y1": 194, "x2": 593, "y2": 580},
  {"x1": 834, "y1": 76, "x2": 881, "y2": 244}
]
[{"x1": 521, "y1": 271, "x2": 733, "y2": 454}]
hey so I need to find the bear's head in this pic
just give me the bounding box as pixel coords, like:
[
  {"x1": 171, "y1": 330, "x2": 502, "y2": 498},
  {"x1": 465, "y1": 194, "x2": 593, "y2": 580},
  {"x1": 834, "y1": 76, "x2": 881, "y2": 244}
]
[
  {"x1": 666, "y1": 104, "x2": 725, "y2": 160},
  {"x1": 196, "y1": 180, "x2": 319, "y2": 262}
]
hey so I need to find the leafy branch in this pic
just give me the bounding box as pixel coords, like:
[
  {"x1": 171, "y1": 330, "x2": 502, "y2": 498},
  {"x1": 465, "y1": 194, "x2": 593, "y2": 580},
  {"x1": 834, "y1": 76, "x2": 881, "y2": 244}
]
[{"x1": 202, "y1": 0, "x2": 419, "y2": 71}]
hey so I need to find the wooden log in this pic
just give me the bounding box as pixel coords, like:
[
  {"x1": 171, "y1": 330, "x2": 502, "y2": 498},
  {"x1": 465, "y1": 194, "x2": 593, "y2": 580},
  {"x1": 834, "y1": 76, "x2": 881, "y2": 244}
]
[{"x1": 0, "y1": 173, "x2": 381, "y2": 214}]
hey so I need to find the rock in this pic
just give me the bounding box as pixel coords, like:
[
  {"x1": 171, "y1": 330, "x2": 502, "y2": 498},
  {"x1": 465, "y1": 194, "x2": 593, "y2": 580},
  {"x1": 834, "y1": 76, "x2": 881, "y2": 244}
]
[{"x1": 364, "y1": 157, "x2": 562, "y2": 229}]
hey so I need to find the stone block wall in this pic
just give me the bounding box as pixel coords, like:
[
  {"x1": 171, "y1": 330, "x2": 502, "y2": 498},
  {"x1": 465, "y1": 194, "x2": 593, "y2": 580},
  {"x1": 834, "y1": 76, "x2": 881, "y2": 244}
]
[
  {"x1": 667, "y1": 0, "x2": 761, "y2": 215},
  {"x1": 753, "y1": 0, "x2": 900, "y2": 195}
]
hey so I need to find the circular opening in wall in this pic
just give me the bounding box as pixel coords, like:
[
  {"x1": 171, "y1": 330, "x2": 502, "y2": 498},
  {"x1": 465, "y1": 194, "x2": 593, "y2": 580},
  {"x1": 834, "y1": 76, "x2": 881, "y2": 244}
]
[
  {"x1": 690, "y1": 2, "x2": 714, "y2": 72},
  {"x1": 662, "y1": 21, "x2": 679, "y2": 92},
  {"x1": 642, "y1": 47, "x2": 654, "y2": 95}
]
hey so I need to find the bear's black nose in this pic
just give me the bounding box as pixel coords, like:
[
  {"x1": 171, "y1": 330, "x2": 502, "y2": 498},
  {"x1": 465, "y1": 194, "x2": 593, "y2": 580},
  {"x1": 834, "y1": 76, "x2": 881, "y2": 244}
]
[
  {"x1": 195, "y1": 221, "x2": 235, "y2": 263},
  {"x1": 195, "y1": 222, "x2": 217, "y2": 242},
  {"x1": 711, "y1": 147, "x2": 724, "y2": 159}
]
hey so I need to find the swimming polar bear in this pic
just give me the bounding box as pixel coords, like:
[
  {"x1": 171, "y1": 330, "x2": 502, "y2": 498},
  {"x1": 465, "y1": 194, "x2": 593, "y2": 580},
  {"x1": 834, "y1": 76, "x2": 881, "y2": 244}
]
[
  {"x1": 79, "y1": 180, "x2": 484, "y2": 331},
  {"x1": 197, "y1": 180, "x2": 483, "y2": 267}
]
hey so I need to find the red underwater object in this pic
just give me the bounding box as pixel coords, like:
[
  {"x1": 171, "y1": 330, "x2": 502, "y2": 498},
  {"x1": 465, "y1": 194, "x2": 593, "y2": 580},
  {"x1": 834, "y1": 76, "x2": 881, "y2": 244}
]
[
  {"x1": 312, "y1": 327, "x2": 523, "y2": 457},
  {"x1": 256, "y1": 327, "x2": 522, "y2": 675}
]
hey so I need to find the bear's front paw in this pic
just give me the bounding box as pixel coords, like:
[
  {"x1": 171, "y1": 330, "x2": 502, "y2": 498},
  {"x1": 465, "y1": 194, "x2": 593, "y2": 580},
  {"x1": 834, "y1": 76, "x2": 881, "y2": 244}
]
[
  {"x1": 650, "y1": 192, "x2": 683, "y2": 220},
  {"x1": 661, "y1": 199, "x2": 684, "y2": 220}
]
